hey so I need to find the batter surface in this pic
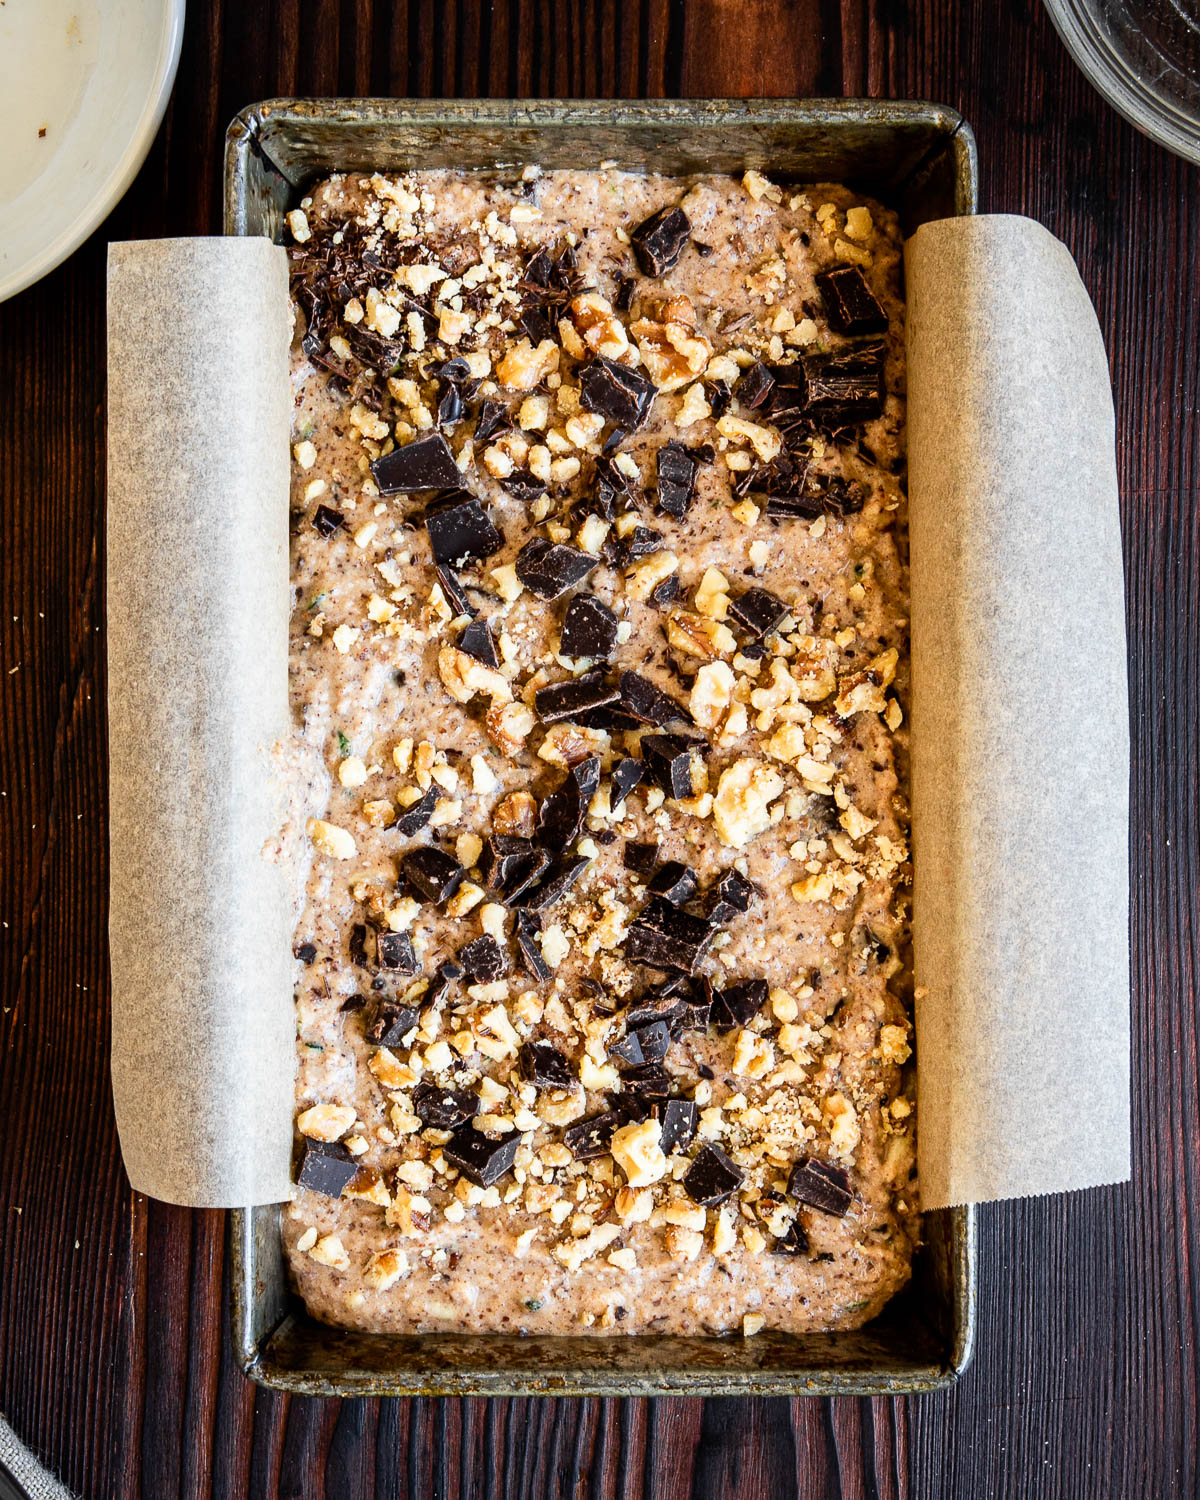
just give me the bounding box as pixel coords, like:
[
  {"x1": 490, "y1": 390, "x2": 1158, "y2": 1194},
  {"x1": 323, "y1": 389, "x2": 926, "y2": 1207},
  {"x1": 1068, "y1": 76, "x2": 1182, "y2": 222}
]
[{"x1": 280, "y1": 166, "x2": 918, "y2": 1337}]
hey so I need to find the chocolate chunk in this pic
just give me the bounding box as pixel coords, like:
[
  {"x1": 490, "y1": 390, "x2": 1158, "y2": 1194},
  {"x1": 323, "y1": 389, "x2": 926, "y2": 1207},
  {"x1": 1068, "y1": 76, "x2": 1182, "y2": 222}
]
[
  {"x1": 646, "y1": 861, "x2": 698, "y2": 906},
  {"x1": 479, "y1": 835, "x2": 551, "y2": 903},
  {"x1": 593, "y1": 453, "x2": 638, "y2": 515},
  {"x1": 608, "y1": 1030, "x2": 646, "y2": 1066},
  {"x1": 679, "y1": 990, "x2": 713, "y2": 1031},
  {"x1": 474, "y1": 399, "x2": 511, "y2": 444},
  {"x1": 458, "y1": 934, "x2": 509, "y2": 983},
  {"x1": 516, "y1": 909, "x2": 551, "y2": 980},
  {"x1": 458, "y1": 618, "x2": 499, "y2": 668},
  {"x1": 620, "y1": 1063, "x2": 671, "y2": 1098},
  {"x1": 579, "y1": 356, "x2": 657, "y2": 431},
  {"x1": 705, "y1": 868, "x2": 758, "y2": 924},
  {"x1": 365, "y1": 999, "x2": 420, "y2": 1047},
  {"x1": 614, "y1": 524, "x2": 666, "y2": 563},
  {"x1": 640, "y1": 733, "x2": 699, "y2": 799},
  {"x1": 560, "y1": 594, "x2": 619, "y2": 660},
  {"x1": 705, "y1": 380, "x2": 733, "y2": 420},
  {"x1": 729, "y1": 587, "x2": 789, "y2": 639},
  {"x1": 656, "y1": 441, "x2": 698, "y2": 518},
  {"x1": 764, "y1": 494, "x2": 825, "y2": 521},
  {"x1": 658, "y1": 1098, "x2": 698, "y2": 1154},
  {"x1": 294, "y1": 942, "x2": 318, "y2": 965},
  {"x1": 682, "y1": 1143, "x2": 744, "y2": 1205},
  {"x1": 425, "y1": 495, "x2": 504, "y2": 566},
  {"x1": 538, "y1": 756, "x2": 601, "y2": 852},
  {"x1": 563, "y1": 1110, "x2": 622, "y2": 1160},
  {"x1": 773, "y1": 1219, "x2": 811, "y2": 1255},
  {"x1": 816, "y1": 477, "x2": 866, "y2": 516},
  {"x1": 393, "y1": 786, "x2": 440, "y2": 838},
  {"x1": 436, "y1": 564, "x2": 476, "y2": 619},
  {"x1": 630, "y1": 205, "x2": 691, "y2": 277},
  {"x1": 427, "y1": 959, "x2": 462, "y2": 1007},
  {"x1": 444, "y1": 1125, "x2": 520, "y2": 1186},
  {"x1": 501, "y1": 468, "x2": 547, "y2": 504},
  {"x1": 376, "y1": 930, "x2": 418, "y2": 973},
  {"x1": 296, "y1": 1138, "x2": 359, "y2": 1197},
  {"x1": 535, "y1": 670, "x2": 619, "y2": 725},
  {"x1": 437, "y1": 383, "x2": 465, "y2": 428},
  {"x1": 613, "y1": 274, "x2": 636, "y2": 312},
  {"x1": 648, "y1": 573, "x2": 680, "y2": 608},
  {"x1": 711, "y1": 978, "x2": 768, "y2": 1032},
  {"x1": 514, "y1": 854, "x2": 591, "y2": 912},
  {"x1": 437, "y1": 356, "x2": 471, "y2": 383},
  {"x1": 520, "y1": 1039, "x2": 575, "y2": 1090},
  {"x1": 788, "y1": 1156, "x2": 853, "y2": 1216},
  {"x1": 402, "y1": 846, "x2": 465, "y2": 904},
  {"x1": 630, "y1": 1018, "x2": 671, "y2": 1062},
  {"x1": 520, "y1": 306, "x2": 554, "y2": 345},
  {"x1": 349, "y1": 922, "x2": 371, "y2": 967},
  {"x1": 412, "y1": 1081, "x2": 479, "y2": 1130},
  {"x1": 371, "y1": 432, "x2": 463, "y2": 493},
  {"x1": 736, "y1": 361, "x2": 776, "y2": 410},
  {"x1": 312, "y1": 504, "x2": 344, "y2": 537},
  {"x1": 623, "y1": 838, "x2": 659, "y2": 876},
  {"x1": 815, "y1": 264, "x2": 888, "y2": 336},
  {"x1": 800, "y1": 344, "x2": 886, "y2": 425},
  {"x1": 625, "y1": 897, "x2": 716, "y2": 973},
  {"x1": 514, "y1": 537, "x2": 597, "y2": 599},
  {"x1": 624, "y1": 987, "x2": 688, "y2": 1032},
  {"x1": 617, "y1": 670, "x2": 686, "y2": 727},
  {"x1": 611, "y1": 759, "x2": 647, "y2": 811}
]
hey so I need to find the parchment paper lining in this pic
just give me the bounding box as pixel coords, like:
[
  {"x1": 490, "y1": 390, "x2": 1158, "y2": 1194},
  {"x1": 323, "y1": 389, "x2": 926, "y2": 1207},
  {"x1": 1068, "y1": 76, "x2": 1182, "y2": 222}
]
[{"x1": 106, "y1": 218, "x2": 1130, "y2": 1210}]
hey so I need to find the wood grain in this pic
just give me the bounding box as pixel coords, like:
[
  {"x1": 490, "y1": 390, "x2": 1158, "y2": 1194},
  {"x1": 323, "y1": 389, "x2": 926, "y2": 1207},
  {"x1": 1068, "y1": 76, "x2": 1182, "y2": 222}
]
[{"x1": 0, "y1": 0, "x2": 1192, "y2": 1494}]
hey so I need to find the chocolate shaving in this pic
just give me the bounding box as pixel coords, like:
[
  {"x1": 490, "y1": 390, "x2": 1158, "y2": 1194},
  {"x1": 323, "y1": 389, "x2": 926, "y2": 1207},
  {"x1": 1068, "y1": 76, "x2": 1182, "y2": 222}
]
[
  {"x1": 436, "y1": 564, "x2": 477, "y2": 618},
  {"x1": 394, "y1": 786, "x2": 440, "y2": 838},
  {"x1": 515, "y1": 909, "x2": 551, "y2": 979},
  {"x1": 513, "y1": 854, "x2": 591, "y2": 912},
  {"x1": 474, "y1": 399, "x2": 511, "y2": 444}
]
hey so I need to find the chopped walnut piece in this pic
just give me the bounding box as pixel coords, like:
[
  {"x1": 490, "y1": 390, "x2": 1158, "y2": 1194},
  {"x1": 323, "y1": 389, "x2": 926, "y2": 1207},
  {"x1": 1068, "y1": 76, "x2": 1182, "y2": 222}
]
[
  {"x1": 496, "y1": 337, "x2": 560, "y2": 389},
  {"x1": 309, "y1": 1233, "x2": 350, "y2": 1270},
  {"x1": 296, "y1": 1103, "x2": 355, "y2": 1142},
  {"x1": 689, "y1": 660, "x2": 736, "y2": 730},
  {"x1": 493, "y1": 790, "x2": 538, "y2": 837},
  {"x1": 610, "y1": 1118, "x2": 668, "y2": 1188},
  {"x1": 713, "y1": 757, "x2": 785, "y2": 848},
  {"x1": 664, "y1": 1225, "x2": 704, "y2": 1263},
  {"x1": 631, "y1": 305, "x2": 712, "y2": 393},
  {"x1": 824, "y1": 1091, "x2": 860, "y2": 1157},
  {"x1": 834, "y1": 648, "x2": 898, "y2": 717},
  {"x1": 569, "y1": 291, "x2": 630, "y2": 359},
  {"x1": 626, "y1": 550, "x2": 679, "y2": 602},
  {"x1": 667, "y1": 611, "x2": 736, "y2": 661},
  {"x1": 486, "y1": 700, "x2": 536, "y2": 756},
  {"x1": 438, "y1": 646, "x2": 513, "y2": 706},
  {"x1": 307, "y1": 818, "x2": 356, "y2": 860}
]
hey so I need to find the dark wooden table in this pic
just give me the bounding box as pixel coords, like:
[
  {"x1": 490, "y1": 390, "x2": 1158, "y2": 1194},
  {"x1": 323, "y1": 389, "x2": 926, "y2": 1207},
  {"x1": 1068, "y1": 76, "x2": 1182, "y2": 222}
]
[{"x1": 1, "y1": 2, "x2": 1193, "y2": 1495}]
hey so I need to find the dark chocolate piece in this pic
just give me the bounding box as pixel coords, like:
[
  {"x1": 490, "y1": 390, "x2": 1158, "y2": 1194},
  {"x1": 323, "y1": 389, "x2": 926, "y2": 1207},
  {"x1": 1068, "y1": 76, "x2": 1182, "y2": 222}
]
[
  {"x1": 427, "y1": 959, "x2": 462, "y2": 1007},
  {"x1": 312, "y1": 504, "x2": 344, "y2": 537},
  {"x1": 371, "y1": 432, "x2": 462, "y2": 493},
  {"x1": 563, "y1": 1110, "x2": 622, "y2": 1161},
  {"x1": 656, "y1": 441, "x2": 699, "y2": 518},
  {"x1": 594, "y1": 453, "x2": 637, "y2": 516},
  {"x1": 682, "y1": 1143, "x2": 744, "y2": 1206},
  {"x1": 705, "y1": 868, "x2": 758, "y2": 924},
  {"x1": 501, "y1": 468, "x2": 547, "y2": 504},
  {"x1": 711, "y1": 978, "x2": 768, "y2": 1032},
  {"x1": 294, "y1": 942, "x2": 318, "y2": 965},
  {"x1": 619, "y1": 1063, "x2": 671, "y2": 1098},
  {"x1": 458, "y1": 933, "x2": 509, "y2": 982},
  {"x1": 296, "y1": 1138, "x2": 358, "y2": 1197},
  {"x1": 614, "y1": 524, "x2": 666, "y2": 563},
  {"x1": 646, "y1": 861, "x2": 698, "y2": 906},
  {"x1": 365, "y1": 999, "x2": 420, "y2": 1047},
  {"x1": 729, "y1": 587, "x2": 789, "y2": 639},
  {"x1": 630, "y1": 204, "x2": 691, "y2": 277},
  {"x1": 538, "y1": 756, "x2": 601, "y2": 852},
  {"x1": 648, "y1": 573, "x2": 680, "y2": 608},
  {"x1": 425, "y1": 495, "x2": 504, "y2": 566},
  {"x1": 705, "y1": 379, "x2": 733, "y2": 420},
  {"x1": 611, "y1": 758, "x2": 647, "y2": 811},
  {"x1": 535, "y1": 671, "x2": 619, "y2": 725},
  {"x1": 514, "y1": 537, "x2": 597, "y2": 599},
  {"x1": 393, "y1": 786, "x2": 440, "y2": 839},
  {"x1": 474, "y1": 398, "x2": 511, "y2": 444},
  {"x1": 773, "y1": 1219, "x2": 811, "y2": 1255},
  {"x1": 560, "y1": 593, "x2": 619, "y2": 660},
  {"x1": 624, "y1": 987, "x2": 688, "y2": 1032},
  {"x1": 376, "y1": 930, "x2": 418, "y2": 973},
  {"x1": 613, "y1": 274, "x2": 636, "y2": 312},
  {"x1": 630, "y1": 1018, "x2": 671, "y2": 1062},
  {"x1": 624, "y1": 897, "x2": 716, "y2": 973},
  {"x1": 437, "y1": 383, "x2": 465, "y2": 428},
  {"x1": 623, "y1": 838, "x2": 659, "y2": 877},
  {"x1": 617, "y1": 670, "x2": 686, "y2": 727},
  {"x1": 764, "y1": 494, "x2": 825, "y2": 521},
  {"x1": 402, "y1": 846, "x2": 465, "y2": 904},
  {"x1": 436, "y1": 564, "x2": 477, "y2": 618},
  {"x1": 658, "y1": 1098, "x2": 698, "y2": 1154},
  {"x1": 349, "y1": 922, "x2": 370, "y2": 967},
  {"x1": 443, "y1": 1125, "x2": 520, "y2": 1186},
  {"x1": 412, "y1": 1081, "x2": 479, "y2": 1130},
  {"x1": 787, "y1": 1156, "x2": 853, "y2": 1216},
  {"x1": 457, "y1": 618, "x2": 500, "y2": 668},
  {"x1": 479, "y1": 835, "x2": 551, "y2": 904},
  {"x1": 514, "y1": 855, "x2": 591, "y2": 912},
  {"x1": 579, "y1": 356, "x2": 657, "y2": 431},
  {"x1": 800, "y1": 343, "x2": 886, "y2": 425},
  {"x1": 736, "y1": 361, "x2": 776, "y2": 410},
  {"x1": 815, "y1": 264, "x2": 888, "y2": 336},
  {"x1": 520, "y1": 1039, "x2": 575, "y2": 1090},
  {"x1": 640, "y1": 733, "x2": 699, "y2": 799},
  {"x1": 516, "y1": 909, "x2": 552, "y2": 980},
  {"x1": 608, "y1": 1030, "x2": 646, "y2": 1066},
  {"x1": 437, "y1": 356, "x2": 471, "y2": 383}
]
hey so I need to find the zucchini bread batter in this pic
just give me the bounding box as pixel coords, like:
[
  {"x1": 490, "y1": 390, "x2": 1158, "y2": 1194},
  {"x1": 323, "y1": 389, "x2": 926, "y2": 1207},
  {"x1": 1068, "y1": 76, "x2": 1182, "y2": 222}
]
[{"x1": 280, "y1": 164, "x2": 918, "y2": 1336}]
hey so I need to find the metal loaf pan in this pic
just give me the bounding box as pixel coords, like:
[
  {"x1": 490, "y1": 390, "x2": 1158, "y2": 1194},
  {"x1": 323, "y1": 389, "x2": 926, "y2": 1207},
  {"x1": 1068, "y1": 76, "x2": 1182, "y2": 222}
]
[{"x1": 225, "y1": 97, "x2": 977, "y2": 1398}]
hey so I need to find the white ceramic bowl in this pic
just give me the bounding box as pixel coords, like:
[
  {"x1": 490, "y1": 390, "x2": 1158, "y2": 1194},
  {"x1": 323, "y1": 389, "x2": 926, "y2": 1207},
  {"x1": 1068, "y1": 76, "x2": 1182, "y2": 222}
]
[{"x1": 0, "y1": 0, "x2": 185, "y2": 303}]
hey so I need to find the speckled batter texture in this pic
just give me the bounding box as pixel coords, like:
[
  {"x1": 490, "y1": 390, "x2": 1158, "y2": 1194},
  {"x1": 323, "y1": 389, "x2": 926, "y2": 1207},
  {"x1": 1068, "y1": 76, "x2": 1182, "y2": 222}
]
[{"x1": 280, "y1": 166, "x2": 918, "y2": 1338}]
